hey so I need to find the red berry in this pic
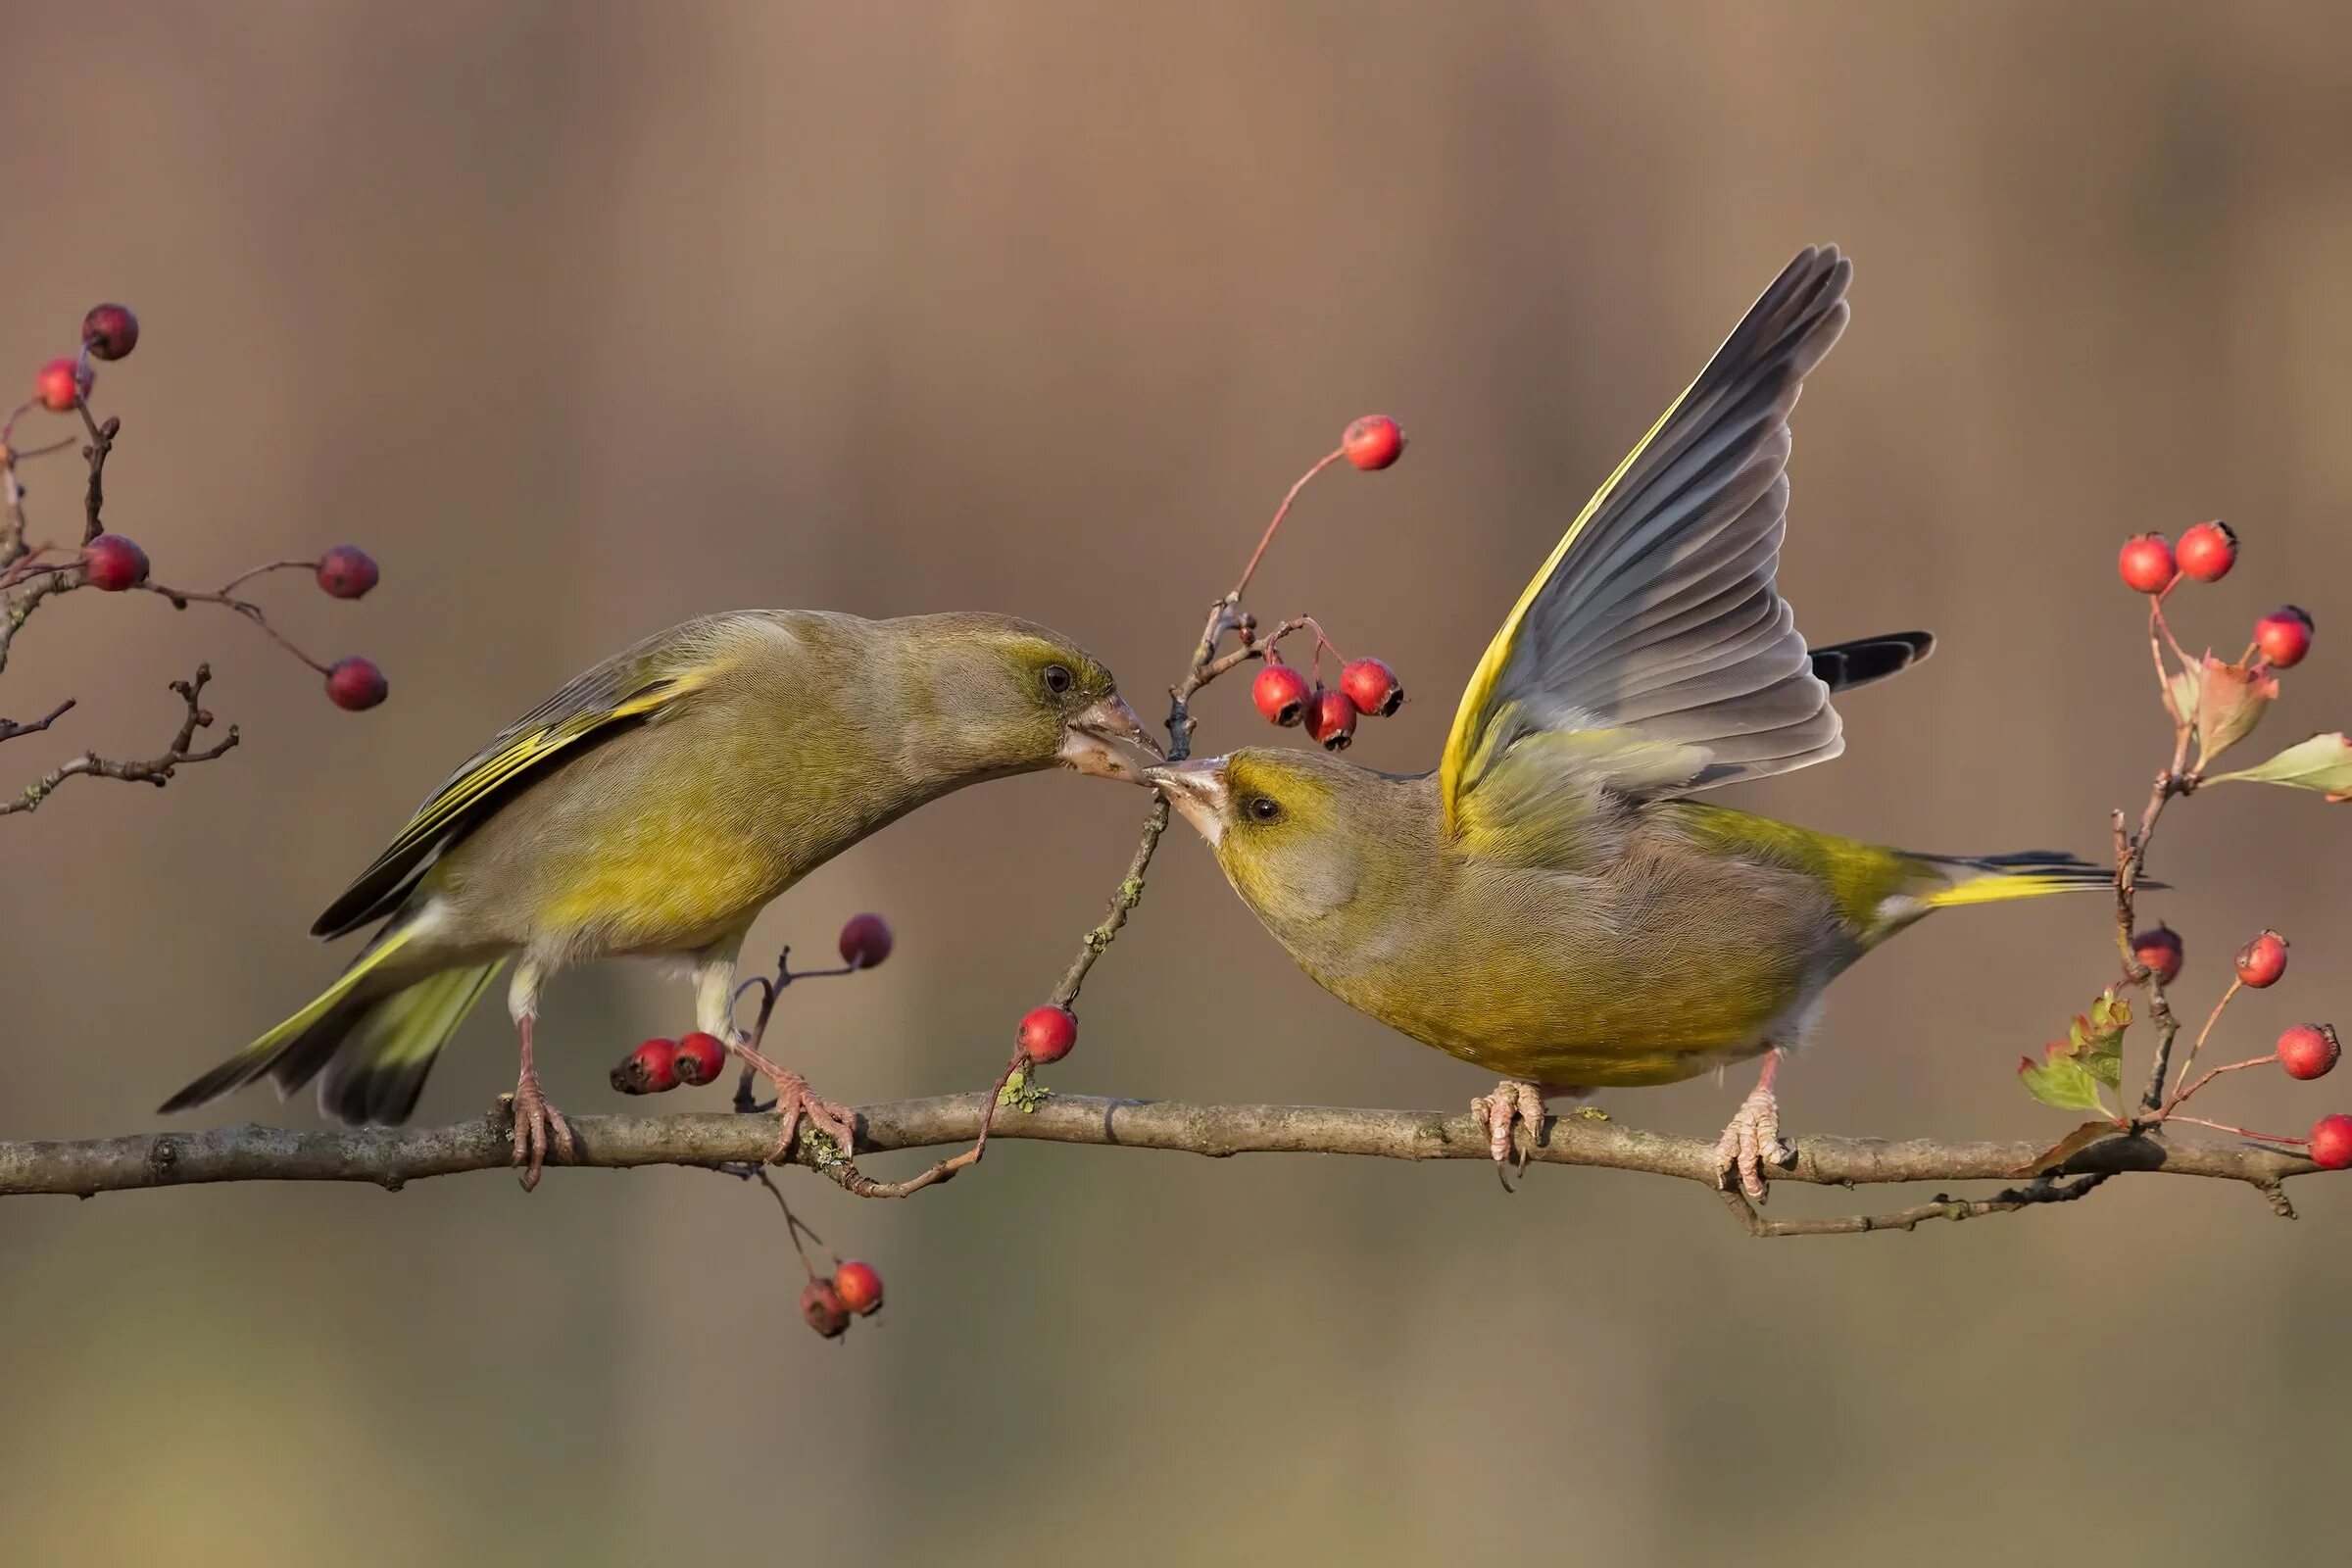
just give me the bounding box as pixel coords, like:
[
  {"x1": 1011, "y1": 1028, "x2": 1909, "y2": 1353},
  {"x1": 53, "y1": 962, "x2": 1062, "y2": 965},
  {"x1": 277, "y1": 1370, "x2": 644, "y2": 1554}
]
[
  {"x1": 1251, "y1": 662, "x2": 1311, "y2": 727},
  {"x1": 801, "y1": 1278, "x2": 852, "y2": 1339},
  {"x1": 2278, "y1": 1024, "x2": 2340, "y2": 1082},
  {"x1": 838, "y1": 911, "x2": 893, "y2": 969},
  {"x1": 1304, "y1": 686, "x2": 1356, "y2": 751},
  {"x1": 2131, "y1": 925, "x2": 2183, "y2": 986},
  {"x1": 2176, "y1": 520, "x2": 2237, "y2": 583},
  {"x1": 1340, "y1": 656, "x2": 1404, "y2": 717},
  {"x1": 1016, "y1": 1004, "x2": 1078, "y2": 1064},
  {"x1": 324, "y1": 656, "x2": 388, "y2": 711},
  {"x1": 80, "y1": 303, "x2": 138, "y2": 361},
  {"x1": 79, "y1": 532, "x2": 148, "y2": 592},
  {"x1": 2254, "y1": 606, "x2": 2314, "y2": 668},
  {"x1": 1342, "y1": 415, "x2": 1405, "y2": 471},
  {"x1": 609, "y1": 1036, "x2": 681, "y2": 1094},
  {"x1": 316, "y1": 545, "x2": 379, "y2": 600},
  {"x1": 32, "y1": 356, "x2": 88, "y2": 413},
  {"x1": 2234, "y1": 929, "x2": 2288, "y2": 989},
  {"x1": 673, "y1": 1030, "x2": 728, "y2": 1086},
  {"x1": 833, "y1": 1259, "x2": 884, "y2": 1316},
  {"x1": 2310, "y1": 1114, "x2": 2352, "y2": 1170},
  {"x1": 2117, "y1": 533, "x2": 2176, "y2": 594}
]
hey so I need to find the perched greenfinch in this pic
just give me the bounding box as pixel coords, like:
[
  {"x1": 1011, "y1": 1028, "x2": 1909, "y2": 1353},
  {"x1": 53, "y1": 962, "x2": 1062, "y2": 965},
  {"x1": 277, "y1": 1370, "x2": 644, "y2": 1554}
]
[
  {"x1": 162, "y1": 610, "x2": 1161, "y2": 1186},
  {"x1": 1150, "y1": 247, "x2": 2112, "y2": 1200}
]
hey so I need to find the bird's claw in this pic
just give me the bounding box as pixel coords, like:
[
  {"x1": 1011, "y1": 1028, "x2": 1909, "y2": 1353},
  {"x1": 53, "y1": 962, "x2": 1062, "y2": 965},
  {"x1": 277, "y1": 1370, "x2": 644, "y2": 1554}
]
[
  {"x1": 767, "y1": 1070, "x2": 858, "y2": 1166},
  {"x1": 509, "y1": 1070, "x2": 574, "y2": 1192},
  {"x1": 1713, "y1": 1079, "x2": 1792, "y2": 1204},
  {"x1": 1470, "y1": 1080, "x2": 1548, "y2": 1191}
]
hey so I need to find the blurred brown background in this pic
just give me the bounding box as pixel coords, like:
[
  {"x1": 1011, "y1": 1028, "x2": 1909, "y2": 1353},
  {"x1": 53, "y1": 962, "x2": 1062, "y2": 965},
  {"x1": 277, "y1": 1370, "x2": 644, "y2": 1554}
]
[{"x1": 5, "y1": 3, "x2": 2350, "y2": 1562}]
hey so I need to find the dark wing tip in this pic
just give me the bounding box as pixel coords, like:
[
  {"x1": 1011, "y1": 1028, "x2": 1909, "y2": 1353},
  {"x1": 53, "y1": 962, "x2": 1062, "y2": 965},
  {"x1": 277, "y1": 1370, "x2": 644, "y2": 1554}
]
[{"x1": 1807, "y1": 631, "x2": 1936, "y2": 694}]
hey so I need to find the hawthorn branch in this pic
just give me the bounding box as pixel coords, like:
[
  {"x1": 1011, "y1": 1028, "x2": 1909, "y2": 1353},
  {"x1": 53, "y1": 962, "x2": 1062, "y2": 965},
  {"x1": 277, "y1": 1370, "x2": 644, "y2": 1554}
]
[
  {"x1": 2, "y1": 663, "x2": 238, "y2": 815},
  {"x1": 0, "y1": 1098, "x2": 2317, "y2": 1239}
]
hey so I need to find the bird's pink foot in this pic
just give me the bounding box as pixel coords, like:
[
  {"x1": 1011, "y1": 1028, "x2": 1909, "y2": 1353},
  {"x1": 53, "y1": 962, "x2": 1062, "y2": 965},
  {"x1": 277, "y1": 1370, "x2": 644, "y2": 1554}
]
[
  {"x1": 1470, "y1": 1080, "x2": 1550, "y2": 1189},
  {"x1": 509, "y1": 1067, "x2": 574, "y2": 1192},
  {"x1": 1713, "y1": 1050, "x2": 1792, "y2": 1203},
  {"x1": 732, "y1": 1038, "x2": 858, "y2": 1163}
]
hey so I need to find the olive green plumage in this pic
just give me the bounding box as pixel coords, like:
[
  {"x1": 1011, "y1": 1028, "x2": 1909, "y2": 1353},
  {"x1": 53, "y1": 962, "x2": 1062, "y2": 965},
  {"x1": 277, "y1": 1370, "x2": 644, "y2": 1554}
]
[
  {"x1": 1153, "y1": 246, "x2": 2111, "y2": 1092},
  {"x1": 163, "y1": 609, "x2": 1155, "y2": 1124}
]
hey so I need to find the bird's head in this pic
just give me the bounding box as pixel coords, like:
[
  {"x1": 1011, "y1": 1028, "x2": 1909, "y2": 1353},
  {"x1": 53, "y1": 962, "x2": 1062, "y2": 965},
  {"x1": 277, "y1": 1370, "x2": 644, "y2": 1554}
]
[
  {"x1": 902, "y1": 614, "x2": 1163, "y2": 782},
  {"x1": 1149, "y1": 748, "x2": 1382, "y2": 927}
]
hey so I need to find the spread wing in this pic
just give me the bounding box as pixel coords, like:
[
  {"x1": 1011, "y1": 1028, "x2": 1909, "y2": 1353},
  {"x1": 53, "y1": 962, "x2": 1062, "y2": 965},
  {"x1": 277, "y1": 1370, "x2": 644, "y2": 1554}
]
[
  {"x1": 1439, "y1": 246, "x2": 1854, "y2": 843},
  {"x1": 311, "y1": 614, "x2": 748, "y2": 938}
]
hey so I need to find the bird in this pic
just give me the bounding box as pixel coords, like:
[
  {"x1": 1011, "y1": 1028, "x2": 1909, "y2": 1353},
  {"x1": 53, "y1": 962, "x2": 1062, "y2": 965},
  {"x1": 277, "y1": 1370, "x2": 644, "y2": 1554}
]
[
  {"x1": 161, "y1": 609, "x2": 1163, "y2": 1187},
  {"x1": 1147, "y1": 246, "x2": 2116, "y2": 1200}
]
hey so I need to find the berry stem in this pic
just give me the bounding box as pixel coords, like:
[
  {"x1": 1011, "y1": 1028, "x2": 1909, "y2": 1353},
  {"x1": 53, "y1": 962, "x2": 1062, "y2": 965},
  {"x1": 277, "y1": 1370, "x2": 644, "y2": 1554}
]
[
  {"x1": 2167, "y1": 979, "x2": 2242, "y2": 1105},
  {"x1": 1228, "y1": 446, "x2": 1344, "y2": 602},
  {"x1": 2163, "y1": 1114, "x2": 2305, "y2": 1147},
  {"x1": 138, "y1": 578, "x2": 336, "y2": 676},
  {"x1": 2161, "y1": 1054, "x2": 2273, "y2": 1112},
  {"x1": 215, "y1": 558, "x2": 324, "y2": 596}
]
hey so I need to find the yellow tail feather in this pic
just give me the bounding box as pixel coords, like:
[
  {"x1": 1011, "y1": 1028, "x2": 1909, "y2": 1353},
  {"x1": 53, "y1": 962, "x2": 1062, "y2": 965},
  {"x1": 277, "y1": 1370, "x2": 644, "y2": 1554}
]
[{"x1": 1918, "y1": 856, "x2": 2116, "y2": 910}]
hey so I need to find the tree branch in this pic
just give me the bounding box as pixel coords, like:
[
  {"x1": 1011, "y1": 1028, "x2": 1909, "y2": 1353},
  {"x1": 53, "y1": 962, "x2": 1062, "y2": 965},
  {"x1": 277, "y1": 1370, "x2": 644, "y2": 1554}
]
[{"x1": 0, "y1": 1096, "x2": 2316, "y2": 1237}]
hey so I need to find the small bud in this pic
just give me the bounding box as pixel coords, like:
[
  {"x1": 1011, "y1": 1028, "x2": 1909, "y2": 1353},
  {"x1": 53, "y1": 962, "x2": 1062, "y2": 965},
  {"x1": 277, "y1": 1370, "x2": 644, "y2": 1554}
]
[
  {"x1": 801, "y1": 1278, "x2": 852, "y2": 1339},
  {"x1": 32, "y1": 357, "x2": 89, "y2": 413},
  {"x1": 672, "y1": 1031, "x2": 728, "y2": 1086},
  {"x1": 2235, "y1": 930, "x2": 2289, "y2": 989},
  {"x1": 838, "y1": 912, "x2": 893, "y2": 969},
  {"x1": 80, "y1": 304, "x2": 139, "y2": 362},
  {"x1": 833, "y1": 1259, "x2": 884, "y2": 1316},
  {"x1": 2254, "y1": 606, "x2": 2313, "y2": 669},
  {"x1": 1340, "y1": 656, "x2": 1404, "y2": 717},
  {"x1": 2176, "y1": 519, "x2": 2237, "y2": 583},
  {"x1": 2118, "y1": 533, "x2": 2176, "y2": 595},
  {"x1": 79, "y1": 532, "x2": 149, "y2": 592},
  {"x1": 325, "y1": 656, "x2": 388, "y2": 711},
  {"x1": 2309, "y1": 1114, "x2": 2352, "y2": 1171},
  {"x1": 1341, "y1": 415, "x2": 1406, "y2": 471},
  {"x1": 610, "y1": 1037, "x2": 680, "y2": 1094},
  {"x1": 1251, "y1": 662, "x2": 1311, "y2": 727},
  {"x1": 1016, "y1": 1004, "x2": 1078, "y2": 1064},
  {"x1": 1304, "y1": 686, "x2": 1356, "y2": 751},
  {"x1": 2131, "y1": 925, "x2": 2183, "y2": 986},
  {"x1": 315, "y1": 545, "x2": 379, "y2": 600}
]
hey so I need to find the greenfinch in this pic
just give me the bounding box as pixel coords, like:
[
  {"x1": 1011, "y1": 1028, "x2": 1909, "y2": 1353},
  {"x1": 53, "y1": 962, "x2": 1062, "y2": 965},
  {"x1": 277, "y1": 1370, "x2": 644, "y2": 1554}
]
[
  {"x1": 1150, "y1": 247, "x2": 2113, "y2": 1200},
  {"x1": 162, "y1": 610, "x2": 1161, "y2": 1186}
]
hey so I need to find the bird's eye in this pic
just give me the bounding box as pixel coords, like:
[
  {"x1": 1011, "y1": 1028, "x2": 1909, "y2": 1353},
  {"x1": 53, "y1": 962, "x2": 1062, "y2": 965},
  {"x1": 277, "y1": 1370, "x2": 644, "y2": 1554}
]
[
  {"x1": 1043, "y1": 663, "x2": 1074, "y2": 696},
  {"x1": 1245, "y1": 796, "x2": 1283, "y2": 823}
]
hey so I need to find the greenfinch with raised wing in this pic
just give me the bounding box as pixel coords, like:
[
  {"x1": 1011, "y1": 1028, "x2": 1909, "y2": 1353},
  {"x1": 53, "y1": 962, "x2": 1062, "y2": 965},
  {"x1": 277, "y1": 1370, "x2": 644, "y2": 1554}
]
[
  {"x1": 1151, "y1": 247, "x2": 2111, "y2": 1200},
  {"x1": 163, "y1": 610, "x2": 1161, "y2": 1186}
]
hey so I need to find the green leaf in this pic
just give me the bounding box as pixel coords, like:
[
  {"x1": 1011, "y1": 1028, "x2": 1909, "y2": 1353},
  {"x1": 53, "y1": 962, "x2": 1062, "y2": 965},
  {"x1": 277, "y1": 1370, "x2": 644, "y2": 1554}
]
[
  {"x1": 2068, "y1": 988, "x2": 2132, "y2": 1090},
  {"x1": 2017, "y1": 989, "x2": 2132, "y2": 1110},
  {"x1": 2167, "y1": 667, "x2": 2202, "y2": 727},
  {"x1": 2207, "y1": 731, "x2": 2352, "y2": 802},
  {"x1": 2019, "y1": 1048, "x2": 2108, "y2": 1111},
  {"x1": 2191, "y1": 655, "x2": 2279, "y2": 769}
]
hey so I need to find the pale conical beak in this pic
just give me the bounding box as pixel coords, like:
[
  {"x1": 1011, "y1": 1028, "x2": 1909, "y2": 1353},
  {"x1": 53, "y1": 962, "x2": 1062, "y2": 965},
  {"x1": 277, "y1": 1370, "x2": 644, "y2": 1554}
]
[
  {"x1": 1146, "y1": 757, "x2": 1229, "y2": 844},
  {"x1": 1058, "y1": 694, "x2": 1166, "y2": 782}
]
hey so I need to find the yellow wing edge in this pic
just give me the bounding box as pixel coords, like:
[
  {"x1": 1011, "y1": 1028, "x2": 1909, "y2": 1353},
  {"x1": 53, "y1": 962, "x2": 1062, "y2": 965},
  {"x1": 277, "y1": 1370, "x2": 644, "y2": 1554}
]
[{"x1": 1436, "y1": 376, "x2": 1701, "y2": 835}]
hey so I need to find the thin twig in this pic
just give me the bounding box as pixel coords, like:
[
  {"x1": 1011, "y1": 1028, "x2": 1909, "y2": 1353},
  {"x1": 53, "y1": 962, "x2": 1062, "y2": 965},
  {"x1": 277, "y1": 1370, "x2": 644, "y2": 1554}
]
[
  {"x1": 0, "y1": 697, "x2": 74, "y2": 744},
  {"x1": 2, "y1": 664, "x2": 238, "y2": 816}
]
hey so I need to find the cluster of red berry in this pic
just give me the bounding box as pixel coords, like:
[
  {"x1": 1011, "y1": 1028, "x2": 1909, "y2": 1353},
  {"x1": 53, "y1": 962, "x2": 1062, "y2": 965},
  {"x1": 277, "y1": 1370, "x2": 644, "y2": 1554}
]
[
  {"x1": 13, "y1": 303, "x2": 392, "y2": 711},
  {"x1": 607, "y1": 913, "x2": 896, "y2": 1093},
  {"x1": 2131, "y1": 922, "x2": 2349, "y2": 1166},
  {"x1": 1240, "y1": 415, "x2": 1410, "y2": 754},
  {"x1": 801, "y1": 1258, "x2": 884, "y2": 1339},
  {"x1": 2118, "y1": 520, "x2": 2313, "y2": 668}
]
